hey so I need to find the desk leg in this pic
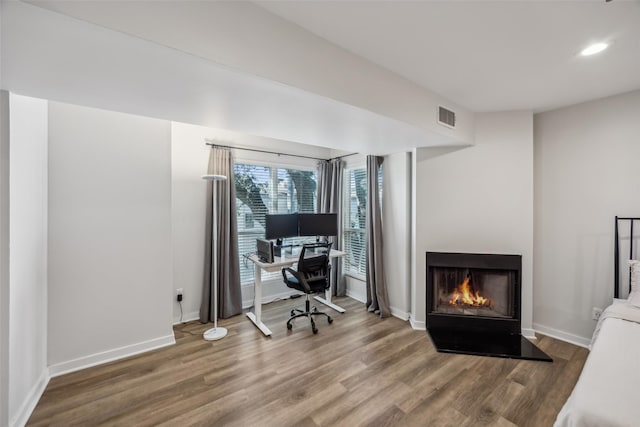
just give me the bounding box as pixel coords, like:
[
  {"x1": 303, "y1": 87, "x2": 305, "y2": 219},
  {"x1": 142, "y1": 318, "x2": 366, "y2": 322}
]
[
  {"x1": 313, "y1": 262, "x2": 345, "y2": 313},
  {"x1": 246, "y1": 264, "x2": 272, "y2": 336},
  {"x1": 314, "y1": 295, "x2": 345, "y2": 313}
]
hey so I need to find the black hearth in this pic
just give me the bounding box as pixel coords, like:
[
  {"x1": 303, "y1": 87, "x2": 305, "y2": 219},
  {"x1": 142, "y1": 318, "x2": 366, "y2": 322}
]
[{"x1": 426, "y1": 252, "x2": 551, "y2": 362}]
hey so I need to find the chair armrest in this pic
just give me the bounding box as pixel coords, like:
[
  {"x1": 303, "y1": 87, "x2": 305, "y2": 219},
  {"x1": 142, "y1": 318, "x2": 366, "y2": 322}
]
[{"x1": 282, "y1": 267, "x2": 312, "y2": 292}]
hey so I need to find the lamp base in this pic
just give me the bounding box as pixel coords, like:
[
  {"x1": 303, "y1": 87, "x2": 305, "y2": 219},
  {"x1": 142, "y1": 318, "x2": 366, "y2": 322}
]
[{"x1": 203, "y1": 327, "x2": 228, "y2": 341}]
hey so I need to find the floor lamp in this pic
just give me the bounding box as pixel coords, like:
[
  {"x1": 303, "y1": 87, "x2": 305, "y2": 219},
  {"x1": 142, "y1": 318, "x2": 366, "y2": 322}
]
[{"x1": 202, "y1": 174, "x2": 228, "y2": 341}]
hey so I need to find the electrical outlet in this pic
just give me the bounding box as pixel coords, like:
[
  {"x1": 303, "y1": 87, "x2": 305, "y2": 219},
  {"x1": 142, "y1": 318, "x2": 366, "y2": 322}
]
[
  {"x1": 592, "y1": 307, "x2": 603, "y2": 321},
  {"x1": 176, "y1": 288, "x2": 183, "y2": 296}
]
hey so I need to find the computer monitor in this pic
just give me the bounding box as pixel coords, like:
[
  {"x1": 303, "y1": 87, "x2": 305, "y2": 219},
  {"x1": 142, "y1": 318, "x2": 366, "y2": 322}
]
[
  {"x1": 265, "y1": 213, "x2": 298, "y2": 240},
  {"x1": 298, "y1": 213, "x2": 338, "y2": 237}
]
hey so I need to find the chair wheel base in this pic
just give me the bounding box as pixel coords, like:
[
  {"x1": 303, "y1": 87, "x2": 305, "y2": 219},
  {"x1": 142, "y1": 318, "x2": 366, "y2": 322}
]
[{"x1": 286, "y1": 294, "x2": 334, "y2": 334}]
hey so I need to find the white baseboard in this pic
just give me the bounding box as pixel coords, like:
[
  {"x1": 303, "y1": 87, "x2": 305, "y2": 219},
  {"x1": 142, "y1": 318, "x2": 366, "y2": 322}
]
[
  {"x1": 240, "y1": 275, "x2": 367, "y2": 308},
  {"x1": 345, "y1": 275, "x2": 366, "y2": 303},
  {"x1": 10, "y1": 367, "x2": 50, "y2": 427},
  {"x1": 390, "y1": 306, "x2": 409, "y2": 321},
  {"x1": 522, "y1": 328, "x2": 536, "y2": 339},
  {"x1": 345, "y1": 289, "x2": 366, "y2": 303},
  {"x1": 409, "y1": 314, "x2": 426, "y2": 330},
  {"x1": 241, "y1": 278, "x2": 305, "y2": 309},
  {"x1": 242, "y1": 290, "x2": 303, "y2": 310},
  {"x1": 533, "y1": 323, "x2": 591, "y2": 349},
  {"x1": 48, "y1": 334, "x2": 176, "y2": 378},
  {"x1": 173, "y1": 310, "x2": 200, "y2": 325}
]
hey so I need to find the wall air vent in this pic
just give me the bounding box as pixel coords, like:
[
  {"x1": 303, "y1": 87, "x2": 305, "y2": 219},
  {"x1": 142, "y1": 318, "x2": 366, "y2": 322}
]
[{"x1": 438, "y1": 106, "x2": 456, "y2": 129}]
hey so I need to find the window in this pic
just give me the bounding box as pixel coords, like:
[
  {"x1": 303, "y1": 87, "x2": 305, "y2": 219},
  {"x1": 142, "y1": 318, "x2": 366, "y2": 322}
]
[
  {"x1": 234, "y1": 163, "x2": 317, "y2": 284},
  {"x1": 343, "y1": 167, "x2": 367, "y2": 277},
  {"x1": 342, "y1": 165, "x2": 383, "y2": 279}
]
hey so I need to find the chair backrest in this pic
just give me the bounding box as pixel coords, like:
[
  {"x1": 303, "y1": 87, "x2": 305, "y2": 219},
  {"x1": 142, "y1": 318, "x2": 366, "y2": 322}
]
[{"x1": 297, "y1": 243, "x2": 332, "y2": 287}]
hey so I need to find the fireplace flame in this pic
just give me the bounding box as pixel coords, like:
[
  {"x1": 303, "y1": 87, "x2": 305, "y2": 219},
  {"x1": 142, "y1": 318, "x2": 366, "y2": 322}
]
[{"x1": 449, "y1": 276, "x2": 492, "y2": 308}]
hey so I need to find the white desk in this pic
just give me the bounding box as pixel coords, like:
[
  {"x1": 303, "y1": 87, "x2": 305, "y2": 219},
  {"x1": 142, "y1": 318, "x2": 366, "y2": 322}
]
[{"x1": 245, "y1": 249, "x2": 346, "y2": 336}]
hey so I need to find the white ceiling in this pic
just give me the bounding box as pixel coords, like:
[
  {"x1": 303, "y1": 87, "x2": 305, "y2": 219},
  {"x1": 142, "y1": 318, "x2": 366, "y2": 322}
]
[
  {"x1": 5, "y1": 0, "x2": 461, "y2": 156},
  {"x1": 9, "y1": 0, "x2": 640, "y2": 156},
  {"x1": 14, "y1": 0, "x2": 476, "y2": 154},
  {"x1": 257, "y1": 0, "x2": 640, "y2": 113}
]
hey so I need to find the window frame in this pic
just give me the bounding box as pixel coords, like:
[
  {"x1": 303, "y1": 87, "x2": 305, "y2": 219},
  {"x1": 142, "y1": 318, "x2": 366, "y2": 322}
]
[
  {"x1": 342, "y1": 164, "x2": 368, "y2": 280},
  {"x1": 234, "y1": 157, "x2": 318, "y2": 285},
  {"x1": 341, "y1": 162, "x2": 383, "y2": 281}
]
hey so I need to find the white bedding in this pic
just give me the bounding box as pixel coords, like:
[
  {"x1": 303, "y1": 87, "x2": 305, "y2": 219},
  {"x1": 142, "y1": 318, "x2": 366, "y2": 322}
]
[
  {"x1": 590, "y1": 298, "x2": 640, "y2": 347},
  {"x1": 554, "y1": 300, "x2": 640, "y2": 427}
]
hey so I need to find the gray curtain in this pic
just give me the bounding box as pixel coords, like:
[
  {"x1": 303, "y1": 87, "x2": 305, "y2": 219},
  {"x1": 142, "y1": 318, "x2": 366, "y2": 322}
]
[
  {"x1": 200, "y1": 147, "x2": 243, "y2": 321},
  {"x1": 365, "y1": 155, "x2": 391, "y2": 317},
  {"x1": 317, "y1": 159, "x2": 345, "y2": 296}
]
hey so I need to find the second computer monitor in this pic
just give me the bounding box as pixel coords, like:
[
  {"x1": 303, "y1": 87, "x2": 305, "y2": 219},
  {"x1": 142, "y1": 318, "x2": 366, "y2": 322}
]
[
  {"x1": 298, "y1": 213, "x2": 338, "y2": 237},
  {"x1": 265, "y1": 213, "x2": 299, "y2": 240}
]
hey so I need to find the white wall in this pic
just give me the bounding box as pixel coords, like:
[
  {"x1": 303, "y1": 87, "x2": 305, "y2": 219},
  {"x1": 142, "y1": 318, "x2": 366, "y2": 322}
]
[
  {"x1": 170, "y1": 121, "x2": 334, "y2": 322},
  {"x1": 412, "y1": 112, "x2": 534, "y2": 335},
  {"x1": 2, "y1": 1, "x2": 468, "y2": 157},
  {"x1": 0, "y1": 91, "x2": 11, "y2": 427},
  {"x1": 8, "y1": 94, "x2": 49, "y2": 427},
  {"x1": 26, "y1": 0, "x2": 475, "y2": 146},
  {"x1": 170, "y1": 122, "x2": 210, "y2": 322},
  {"x1": 534, "y1": 90, "x2": 640, "y2": 346},
  {"x1": 383, "y1": 152, "x2": 412, "y2": 319},
  {"x1": 47, "y1": 101, "x2": 174, "y2": 375}
]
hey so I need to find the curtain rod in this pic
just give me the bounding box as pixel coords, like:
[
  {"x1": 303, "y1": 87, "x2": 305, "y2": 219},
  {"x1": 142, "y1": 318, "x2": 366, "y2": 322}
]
[
  {"x1": 205, "y1": 141, "x2": 358, "y2": 162},
  {"x1": 330, "y1": 152, "x2": 359, "y2": 161}
]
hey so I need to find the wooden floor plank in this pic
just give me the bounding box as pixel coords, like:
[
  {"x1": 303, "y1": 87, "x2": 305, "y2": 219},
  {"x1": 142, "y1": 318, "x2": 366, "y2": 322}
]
[{"x1": 27, "y1": 297, "x2": 587, "y2": 426}]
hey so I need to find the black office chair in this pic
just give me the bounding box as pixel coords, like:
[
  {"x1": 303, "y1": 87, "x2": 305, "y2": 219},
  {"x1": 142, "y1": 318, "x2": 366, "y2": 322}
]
[{"x1": 282, "y1": 242, "x2": 333, "y2": 334}]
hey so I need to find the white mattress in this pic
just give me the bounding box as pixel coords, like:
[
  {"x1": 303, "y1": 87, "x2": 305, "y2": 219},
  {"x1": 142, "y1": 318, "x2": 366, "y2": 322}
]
[{"x1": 554, "y1": 301, "x2": 640, "y2": 427}]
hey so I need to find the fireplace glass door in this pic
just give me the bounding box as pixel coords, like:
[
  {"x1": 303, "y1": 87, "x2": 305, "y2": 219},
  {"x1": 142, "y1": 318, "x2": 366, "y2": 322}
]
[{"x1": 431, "y1": 267, "x2": 516, "y2": 319}]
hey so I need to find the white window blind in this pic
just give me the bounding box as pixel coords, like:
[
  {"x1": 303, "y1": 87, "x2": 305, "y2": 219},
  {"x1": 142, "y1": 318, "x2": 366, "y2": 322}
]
[
  {"x1": 343, "y1": 167, "x2": 367, "y2": 278},
  {"x1": 342, "y1": 165, "x2": 383, "y2": 279},
  {"x1": 234, "y1": 163, "x2": 317, "y2": 284}
]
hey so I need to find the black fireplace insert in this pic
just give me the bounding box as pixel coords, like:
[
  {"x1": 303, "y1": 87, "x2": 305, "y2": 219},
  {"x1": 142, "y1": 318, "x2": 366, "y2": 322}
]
[{"x1": 426, "y1": 252, "x2": 551, "y2": 362}]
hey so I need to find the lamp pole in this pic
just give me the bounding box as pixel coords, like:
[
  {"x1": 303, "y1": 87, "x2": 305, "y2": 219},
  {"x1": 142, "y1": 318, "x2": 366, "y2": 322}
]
[{"x1": 202, "y1": 174, "x2": 228, "y2": 341}]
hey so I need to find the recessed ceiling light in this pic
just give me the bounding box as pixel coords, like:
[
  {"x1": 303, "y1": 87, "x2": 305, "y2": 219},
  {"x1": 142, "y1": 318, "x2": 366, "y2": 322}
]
[{"x1": 581, "y1": 42, "x2": 609, "y2": 56}]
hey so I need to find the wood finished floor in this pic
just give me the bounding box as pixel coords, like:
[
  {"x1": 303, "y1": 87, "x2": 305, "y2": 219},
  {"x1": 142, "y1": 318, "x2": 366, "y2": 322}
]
[{"x1": 28, "y1": 297, "x2": 588, "y2": 427}]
